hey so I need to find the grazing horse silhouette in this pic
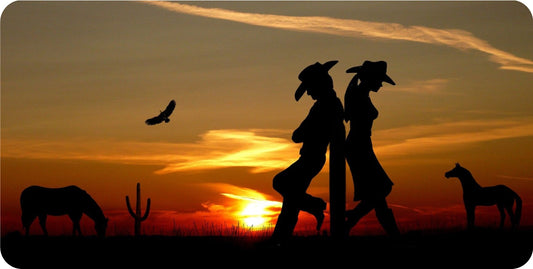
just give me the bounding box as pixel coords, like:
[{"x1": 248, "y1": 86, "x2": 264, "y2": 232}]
[
  {"x1": 445, "y1": 163, "x2": 521, "y2": 229},
  {"x1": 20, "y1": 186, "x2": 108, "y2": 236}
]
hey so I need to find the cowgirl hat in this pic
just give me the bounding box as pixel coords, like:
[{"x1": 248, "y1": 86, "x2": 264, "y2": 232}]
[{"x1": 346, "y1": 61, "x2": 395, "y2": 85}]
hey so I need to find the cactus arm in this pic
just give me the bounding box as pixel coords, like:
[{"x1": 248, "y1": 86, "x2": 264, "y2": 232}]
[
  {"x1": 136, "y1": 183, "x2": 141, "y2": 216},
  {"x1": 126, "y1": 196, "x2": 136, "y2": 217},
  {"x1": 141, "y1": 198, "x2": 151, "y2": 221}
]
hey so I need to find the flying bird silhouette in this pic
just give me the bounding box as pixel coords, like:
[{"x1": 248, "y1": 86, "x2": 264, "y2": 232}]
[{"x1": 145, "y1": 100, "x2": 176, "y2": 125}]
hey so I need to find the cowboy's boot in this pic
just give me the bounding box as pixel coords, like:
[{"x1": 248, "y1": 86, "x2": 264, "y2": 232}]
[{"x1": 300, "y1": 196, "x2": 327, "y2": 231}]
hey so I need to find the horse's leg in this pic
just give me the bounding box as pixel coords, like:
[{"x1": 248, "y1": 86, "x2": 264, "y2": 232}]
[
  {"x1": 71, "y1": 220, "x2": 81, "y2": 236},
  {"x1": 70, "y1": 213, "x2": 82, "y2": 236},
  {"x1": 71, "y1": 220, "x2": 82, "y2": 236},
  {"x1": 497, "y1": 204, "x2": 506, "y2": 229},
  {"x1": 465, "y1": 204, "x2": 475, "y2": 230},
  {"x1": 21, "y1": 212, "x2": 36, "y2": 236},
  {"x1": 504, "y1": 203, "x2": 515, "y2": 228},
  {"x1": 38, "y1": 215, "x2": 48, "y2": 236},
  {"x1": 77, "y1": 222, "x2": 82, "y2": 236}
]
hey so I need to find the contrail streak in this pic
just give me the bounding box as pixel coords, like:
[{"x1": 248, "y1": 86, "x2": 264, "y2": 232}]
[{"x1": 142, "y1": 1, "x2": 533, "y2": 73}]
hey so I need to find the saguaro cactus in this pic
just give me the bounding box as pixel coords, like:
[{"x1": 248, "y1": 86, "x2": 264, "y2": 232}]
[{"x1": 126, "y1": 182, "x2": 151, "y2": 236}]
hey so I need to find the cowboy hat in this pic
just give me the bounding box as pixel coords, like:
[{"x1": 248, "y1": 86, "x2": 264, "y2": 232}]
[
  {"x1": 295, "y1": 60, "x2": 338, "y2": 101},
  {"x1": 346, "y1": 61, "x2": 395, "y2": 85}
]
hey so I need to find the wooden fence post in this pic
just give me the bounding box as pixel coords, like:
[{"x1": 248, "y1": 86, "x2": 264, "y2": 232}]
[{"x1": 329, "y1": 123, "x2": 346, "y2": 239}]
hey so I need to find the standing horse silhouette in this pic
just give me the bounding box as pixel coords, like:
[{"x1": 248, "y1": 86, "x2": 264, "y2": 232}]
[
  {"x1": 445, "y1": 163, "x2": 521, "y2": 229},
  {"x1": 20, "y1": 185, "x2": 108, "y2": 236}
]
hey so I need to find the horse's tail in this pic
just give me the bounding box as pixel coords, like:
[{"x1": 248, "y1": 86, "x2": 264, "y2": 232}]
[{"x1": 513, "y1": 191, "x2": 522, "y2": 227}]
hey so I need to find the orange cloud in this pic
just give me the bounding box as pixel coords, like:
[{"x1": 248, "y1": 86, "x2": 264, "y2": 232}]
[
  {"x1": 154, "y1": 129, "x2": 299, "y2": 174},
  {"x1": 142, "y1": 1, "x2": 533, "y2": 73},
  {"x1": 1, "y1": 129, "x2": 299, "y2": 174}
]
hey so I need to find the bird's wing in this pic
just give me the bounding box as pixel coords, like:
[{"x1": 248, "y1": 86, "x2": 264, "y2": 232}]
[
  {"x1": 162, "y1": 100, "x2": 176, "y2": 117},
  {"x1": 145, "y1": 115, "x2": 163, "y2": 125}
]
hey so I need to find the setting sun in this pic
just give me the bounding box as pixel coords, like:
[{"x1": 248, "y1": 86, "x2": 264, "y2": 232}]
[{"x1": 221, "y1": 192, "x2": 282, "y2": 229}]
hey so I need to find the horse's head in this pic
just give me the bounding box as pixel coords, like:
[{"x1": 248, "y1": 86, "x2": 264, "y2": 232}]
[
  {"x1": 445, "y1": 163, "x2": 469, "y2": 179},
  {"x1": 95, "y1": 218, "x2": 108, "y2": 237}
]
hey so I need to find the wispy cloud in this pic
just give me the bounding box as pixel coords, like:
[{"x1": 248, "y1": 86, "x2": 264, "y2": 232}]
[
  {"x1": 496, "y1": 175, "x2": 533, "y2": 181},
  {"x1": 374, "y1": 117, "x2": 533, "y2": 157},
  {"x1": 142, "y1": 1, "x2": 533, "y2": 73},
  {"x1": 388, "y1": 79, "x2": 451, "y2": 94}
]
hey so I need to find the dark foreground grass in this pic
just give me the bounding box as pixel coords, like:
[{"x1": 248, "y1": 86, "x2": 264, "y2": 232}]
[{"x1": 2, "y1": 229, "x2": 532, "y2": 268}]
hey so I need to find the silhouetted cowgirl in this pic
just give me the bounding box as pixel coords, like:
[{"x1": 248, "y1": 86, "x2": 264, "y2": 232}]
[
  {"x1": 344, "y1": 61, "x2": 400, "y2": 236},
  {"x1": 271, "y1": 61, "x2": 345, "y2": 244}
]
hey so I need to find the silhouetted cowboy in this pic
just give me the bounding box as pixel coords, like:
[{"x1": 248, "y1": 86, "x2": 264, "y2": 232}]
[
  {"x1": 271, "y1": 61, "x2": 345, "y2": 244},
  {"x1": 344, "y1": 61, "x2": 400, "y2": 236}
]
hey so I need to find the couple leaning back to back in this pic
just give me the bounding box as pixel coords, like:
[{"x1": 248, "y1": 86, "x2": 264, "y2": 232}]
[{"x1": 271, "y1": 60, "x2": 400, "y2": 245}]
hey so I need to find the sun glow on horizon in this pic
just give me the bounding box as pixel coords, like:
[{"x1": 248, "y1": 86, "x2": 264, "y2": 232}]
[
  {"x1": 200, "y1": 183, "x2": 284, "y2": 230},
  {"x1": 221, "y1": 192, "x2": 282, "y2": 229}
]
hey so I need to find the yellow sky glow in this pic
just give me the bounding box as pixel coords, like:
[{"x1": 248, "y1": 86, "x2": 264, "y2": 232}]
[{"x1": 3, "y1": 117, "x2": 532, "y2": 174}]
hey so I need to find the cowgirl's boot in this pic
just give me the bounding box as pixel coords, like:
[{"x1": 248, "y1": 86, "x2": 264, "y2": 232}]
[
  {"x1": 345, "y1": 209, "x2": 365, "y2": 236},
  {"x1": 376, "y1": 208, "x2": 400, "y2": 236}
]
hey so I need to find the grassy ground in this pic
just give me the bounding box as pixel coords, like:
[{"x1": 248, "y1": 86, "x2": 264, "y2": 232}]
[{"x1": 2, "y1": 228, "x2": 532, "y2": 268}]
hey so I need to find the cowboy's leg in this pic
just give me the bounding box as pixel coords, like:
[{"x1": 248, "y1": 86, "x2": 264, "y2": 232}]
[
  {"x1": 299, "y1": 193, "x2": 327, "y2": 231},
  {"x1": 272, "y1": 156, "x2": 325, "y2": 240},
  {"x1": 375, "y1": 198, "x2": 400, "y2": 236},
  {"x1": 273, "y1": 158, "x2": 309, "y2": 195},
  {"x1": 295, "y1": 156, "x2": 326, "y2": 230},
  {"x1": 271, "y1": 162, "x2": 302, "y2": 243},
  {"x1": 271, "y1": 197, "x2": 299, "y2": 244}
]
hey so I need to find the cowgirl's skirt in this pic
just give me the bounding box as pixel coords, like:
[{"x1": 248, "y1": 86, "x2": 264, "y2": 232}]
[{"x1": 346, "y1": 135, "x2": 393, "y2": 201}]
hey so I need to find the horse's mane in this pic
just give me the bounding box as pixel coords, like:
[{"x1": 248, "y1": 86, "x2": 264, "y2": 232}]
[
  {"x1": 454, "y1": 165, "x2": 482, "y2": 190},
  {"x1": 458, "y1": 166, "x2": 473, "y2": 176}
]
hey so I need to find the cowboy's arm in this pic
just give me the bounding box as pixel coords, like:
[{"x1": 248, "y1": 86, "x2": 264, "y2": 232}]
[{"x1": 293, "y1": 103, "x2": 326, "y2": 143}]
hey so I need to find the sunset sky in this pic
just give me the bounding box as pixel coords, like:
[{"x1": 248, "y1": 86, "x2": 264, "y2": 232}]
[{"x1": 2, "y1": 1, "x2": 533, "y2": 236}]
